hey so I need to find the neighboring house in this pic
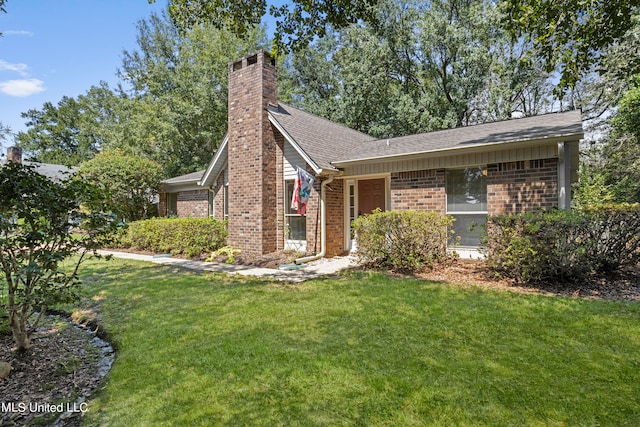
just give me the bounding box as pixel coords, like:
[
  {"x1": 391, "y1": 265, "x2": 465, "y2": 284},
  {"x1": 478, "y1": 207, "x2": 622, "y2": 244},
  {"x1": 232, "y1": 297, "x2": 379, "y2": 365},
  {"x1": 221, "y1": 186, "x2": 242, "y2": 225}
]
[
  {"x1": 2, "y1": 146, "x2": 76, "y2": 181},
  {"x1": 160, "y1": 51, "x2": 584, "y2": 258}
]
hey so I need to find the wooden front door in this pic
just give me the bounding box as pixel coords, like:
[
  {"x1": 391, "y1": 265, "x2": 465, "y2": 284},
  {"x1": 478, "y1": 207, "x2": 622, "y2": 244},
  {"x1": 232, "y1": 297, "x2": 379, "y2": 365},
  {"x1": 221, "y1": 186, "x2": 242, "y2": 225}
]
[{"x1": 358, "y1": 178, "x2": 386, "y2": 215}]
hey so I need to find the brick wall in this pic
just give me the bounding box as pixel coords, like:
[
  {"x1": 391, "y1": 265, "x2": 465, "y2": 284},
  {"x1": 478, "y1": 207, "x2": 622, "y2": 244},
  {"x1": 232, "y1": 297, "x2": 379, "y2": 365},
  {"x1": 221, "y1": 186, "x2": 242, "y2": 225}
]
[
  {"x1": 325, "y1": 178, "x2": 345, "y2": 256},
  {"x1": 227, "y1": 51, "x2": 278, "y2": 254},
  {"x1": 275, "y1": 133, "x2": 285, "y2": 251},
  {"x1": 158, "y1": 193, "x2": 167, "y2": 217},
  {"x1": 388, "y1": 161, "x2": 558, "y2": 216},
  {"x1": 487, "y1": 158, "x2": 558, "y2": 214},
  {"x1": 176, "y1": 190, "x2": 209, "y2": 218},
  {"x1": 210, "y1": 173, "x2": 226, "y2": 221},
  {"x1": 304, "y1": 175, "x2": 322, "y2": 255},
  {"x1": 390, "y1": 169, "x2": 446, "y2": 213}
]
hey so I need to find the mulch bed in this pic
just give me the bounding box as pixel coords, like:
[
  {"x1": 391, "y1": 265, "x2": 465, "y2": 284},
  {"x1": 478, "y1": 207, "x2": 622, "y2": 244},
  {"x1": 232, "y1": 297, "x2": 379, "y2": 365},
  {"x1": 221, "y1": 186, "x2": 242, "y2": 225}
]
[
  {"x1": 0, "y1": 316, "x2": 109, "y2": 427},
  {"x1": 416, "y1": 258, "x2": 640, "y2": 301}
]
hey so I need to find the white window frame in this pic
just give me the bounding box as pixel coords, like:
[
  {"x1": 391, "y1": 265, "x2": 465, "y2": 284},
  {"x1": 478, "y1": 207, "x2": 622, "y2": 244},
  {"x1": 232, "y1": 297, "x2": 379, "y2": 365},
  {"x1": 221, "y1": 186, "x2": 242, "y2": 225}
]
[
  {"x1": 284, "y1": 179, "x2": 306, "y2": 251},
  {"x1": 446, "y1": 166, "x2": 488, "y2": 249}
]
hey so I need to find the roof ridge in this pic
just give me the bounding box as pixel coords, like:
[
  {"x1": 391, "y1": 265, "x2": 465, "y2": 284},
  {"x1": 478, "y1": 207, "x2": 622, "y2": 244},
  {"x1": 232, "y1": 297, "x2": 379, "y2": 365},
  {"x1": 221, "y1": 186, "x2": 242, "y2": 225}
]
[{"x1": 382, "y1": 109, "x2": 582, "y2": 143}]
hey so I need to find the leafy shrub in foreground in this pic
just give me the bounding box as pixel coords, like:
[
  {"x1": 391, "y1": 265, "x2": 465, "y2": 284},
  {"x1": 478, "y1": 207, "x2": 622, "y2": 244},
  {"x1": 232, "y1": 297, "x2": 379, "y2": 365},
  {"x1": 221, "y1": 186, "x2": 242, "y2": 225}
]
[
  {"x1": 114, "y1": 217, "x2": 227, "y2": 258},
  {"x1": 484, "y1": 204, "x2": 640, "y2": 284},
  {"x1": 352, "y1": 209, "x2": 456, "y2": 273}
]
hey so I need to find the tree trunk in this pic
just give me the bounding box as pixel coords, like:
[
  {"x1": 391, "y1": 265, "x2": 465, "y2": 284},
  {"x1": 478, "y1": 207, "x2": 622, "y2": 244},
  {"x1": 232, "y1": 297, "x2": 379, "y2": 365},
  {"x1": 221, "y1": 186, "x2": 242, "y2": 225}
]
[{"x1": 10, "y1": 313, "x2": 31, "y2": 352}]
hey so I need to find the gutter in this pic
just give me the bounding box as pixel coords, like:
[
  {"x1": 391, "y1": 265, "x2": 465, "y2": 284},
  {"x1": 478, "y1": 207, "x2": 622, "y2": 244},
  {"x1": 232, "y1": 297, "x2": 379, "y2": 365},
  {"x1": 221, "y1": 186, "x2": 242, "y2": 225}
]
[{"x1": 295, "y1": 174, "x2": 335, "y2": 264}]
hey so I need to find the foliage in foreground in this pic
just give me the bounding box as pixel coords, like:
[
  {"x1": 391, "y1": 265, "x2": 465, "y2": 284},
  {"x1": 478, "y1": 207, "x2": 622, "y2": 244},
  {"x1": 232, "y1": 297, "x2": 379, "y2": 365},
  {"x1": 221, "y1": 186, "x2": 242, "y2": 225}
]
[
  {"x1": 113, "y1": 217, "x2": 227, "y2": 258},
  {"x1": 0, "y1": 162, "x2": 118, "y2": 351},
  {"x1": 76, "y1": 259, "x2": 640, "y2": 426},
  {"x1": 484, "y1": 204, "x2": 640, "y2": 284},
  {"x1": 352, "y1": 209, "x2": 456, "y2": 273}
]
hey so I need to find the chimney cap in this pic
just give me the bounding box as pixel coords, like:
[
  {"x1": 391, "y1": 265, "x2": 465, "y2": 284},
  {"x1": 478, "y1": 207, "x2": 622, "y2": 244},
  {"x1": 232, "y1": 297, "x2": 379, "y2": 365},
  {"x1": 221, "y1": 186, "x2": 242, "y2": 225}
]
[{"x1": 7, "y1": 146, "x2": 23, "y2": 164}]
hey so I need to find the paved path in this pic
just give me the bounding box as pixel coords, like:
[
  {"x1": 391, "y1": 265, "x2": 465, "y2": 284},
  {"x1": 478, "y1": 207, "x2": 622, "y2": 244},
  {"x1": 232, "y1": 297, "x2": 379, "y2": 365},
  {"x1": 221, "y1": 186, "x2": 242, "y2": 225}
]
[{"x1": 97, "y1": 250, "x2": 357, "y2": 283}]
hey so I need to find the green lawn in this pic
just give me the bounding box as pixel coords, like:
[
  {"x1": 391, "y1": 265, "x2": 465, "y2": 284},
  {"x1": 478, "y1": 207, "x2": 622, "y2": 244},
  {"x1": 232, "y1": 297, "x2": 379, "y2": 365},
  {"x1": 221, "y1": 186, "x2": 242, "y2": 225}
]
[{"x1": 75, "y1": 257, "x2": 640, "y2": 426}]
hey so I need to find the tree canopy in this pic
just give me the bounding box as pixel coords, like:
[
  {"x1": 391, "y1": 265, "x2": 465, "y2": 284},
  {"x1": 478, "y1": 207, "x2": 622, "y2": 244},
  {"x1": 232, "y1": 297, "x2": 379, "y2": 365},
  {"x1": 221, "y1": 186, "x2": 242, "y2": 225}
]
[
  {"x1": 284, "y1": 0, "x2": 564, "y2": 139},
  {"x1": 501, "y1": 0, "x2": 639, "y2": 91},
  {"x1": 156, "y1": 0, "x2": 379, "y2": 55}
]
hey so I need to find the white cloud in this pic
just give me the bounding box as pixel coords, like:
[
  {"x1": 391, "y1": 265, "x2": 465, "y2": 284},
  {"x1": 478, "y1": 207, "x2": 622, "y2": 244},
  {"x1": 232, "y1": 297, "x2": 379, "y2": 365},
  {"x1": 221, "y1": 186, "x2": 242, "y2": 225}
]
[
  {"x1": 0, "y1": 60, "x2": 29, "y2": 76},
  {"x1": 2, "y1": 30, "x2": 34, "y2": 36},
  {"x1": 0, "y1": 79, "x2": 46, "y2": 97}
]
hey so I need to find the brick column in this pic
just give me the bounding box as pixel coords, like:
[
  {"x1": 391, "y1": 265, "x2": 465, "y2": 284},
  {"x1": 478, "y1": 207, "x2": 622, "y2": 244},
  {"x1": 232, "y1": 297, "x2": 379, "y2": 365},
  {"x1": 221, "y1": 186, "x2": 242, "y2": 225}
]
[
  {"x1": 227, "y1": 52, "x2": 278, "y2": 254},
  {"x1": 7, "y1": 146, "x2": 22, "y2": 164}
]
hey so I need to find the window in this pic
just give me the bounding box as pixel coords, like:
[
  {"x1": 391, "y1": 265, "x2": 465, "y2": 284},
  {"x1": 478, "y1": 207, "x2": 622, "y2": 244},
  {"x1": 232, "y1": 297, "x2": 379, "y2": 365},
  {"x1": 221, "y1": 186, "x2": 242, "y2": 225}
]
[
  {"x1": 223, "y1": 184, "x2": 229, "y2": 220},
  {"x1": 208, "y1": 190, "x2": 215, "y2": 216},
  {"x1": 447, "y1": 167, "x2": 487, "y2": 247},
  {"x1": 285, "y1": 180, "x2": 306, "y2": 244},
  {"x1": 223, "y1": 168, "x2": 229, "y2": 220}
]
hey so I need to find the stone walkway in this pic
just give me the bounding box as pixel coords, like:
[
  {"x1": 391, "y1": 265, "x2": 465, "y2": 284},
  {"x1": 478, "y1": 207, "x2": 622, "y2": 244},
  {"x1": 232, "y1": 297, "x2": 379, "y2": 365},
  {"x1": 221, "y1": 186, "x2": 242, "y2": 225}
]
[{"x1": 97, "y1": 250, "x2": 357, "y2": 283}]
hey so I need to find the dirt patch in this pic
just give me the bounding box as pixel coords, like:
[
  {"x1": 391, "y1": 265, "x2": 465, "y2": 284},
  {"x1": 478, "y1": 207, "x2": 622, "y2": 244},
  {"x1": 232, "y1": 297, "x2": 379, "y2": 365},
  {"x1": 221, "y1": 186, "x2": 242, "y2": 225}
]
[{"x1": 0, "y1": 315, "x2": 112, "y2": 427}]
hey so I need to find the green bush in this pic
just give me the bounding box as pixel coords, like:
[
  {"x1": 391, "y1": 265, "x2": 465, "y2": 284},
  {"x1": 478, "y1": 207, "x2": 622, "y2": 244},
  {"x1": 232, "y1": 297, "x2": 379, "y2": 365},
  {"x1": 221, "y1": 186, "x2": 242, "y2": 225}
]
[
  {"x1": 352, "y1": 209, "x2": 456, "y2": 273},
  {"x1": 484, "y1": 204, "x2": 640, "y2": 284},
  {"x1": 580, "y1": 203, "x2": 640, "y2": 273},
  {"x1": 115, "y1": 217, "x2": 227, "y2": 258}
]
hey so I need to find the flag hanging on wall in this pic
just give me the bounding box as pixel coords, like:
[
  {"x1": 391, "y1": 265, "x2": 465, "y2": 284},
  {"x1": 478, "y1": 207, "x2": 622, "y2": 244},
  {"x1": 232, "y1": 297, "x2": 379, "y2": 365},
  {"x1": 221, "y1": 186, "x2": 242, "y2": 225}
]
[{"x1": 291, "y1": 167, "x2": 315, "y2": 215}]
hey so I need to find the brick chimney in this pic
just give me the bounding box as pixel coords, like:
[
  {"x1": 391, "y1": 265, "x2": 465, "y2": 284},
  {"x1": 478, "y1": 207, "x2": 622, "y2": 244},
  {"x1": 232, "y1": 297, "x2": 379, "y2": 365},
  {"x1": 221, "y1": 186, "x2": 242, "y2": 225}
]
[
  {"x1": 7, "y1": 146, "x2": 23, "y2": 164},
  {"x1": 227, "y1": 51, "x2": 278, "y2": 254}
]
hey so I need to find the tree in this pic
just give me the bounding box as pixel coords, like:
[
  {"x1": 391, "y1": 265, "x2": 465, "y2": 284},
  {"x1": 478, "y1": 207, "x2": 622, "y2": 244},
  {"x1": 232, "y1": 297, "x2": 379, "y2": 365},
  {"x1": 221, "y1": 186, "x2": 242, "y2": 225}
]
[
  {"x1": 0, "y1": 0, "x2": 6, "y2": 37},
  {"x1": 501, "y1": 0, "x2": 639, "y2": 91},
  {"x1": 285, "y1": 0, "x2": 560, "y2": 137},
  {"x1": 17, "y1": 10, "x2": 266, "y2": 176},
  {"x1": 418, "y1": 0, "x2": 501, "y2": 127},
  {"x1": 0, "y1": 121, "x2": 11, "y2": 142},
  {"x1": 16, "y1": 84, "x2": 119, "y2": 166},
  {"x1": 156, "y1": 0, "x2": 379, "y2": 55},
  {"x1": 115, "y1": 10, "x2": 266, "y2": 176},
  {"x1": 0, "y1": 162, "x2": 118, "y2": 352},
  {"x1": 599, "y1": 81, "x2": 640, "y2": 202},
  {"x1": 77, "y1": 150, "x2": 164, "y2": 222}
]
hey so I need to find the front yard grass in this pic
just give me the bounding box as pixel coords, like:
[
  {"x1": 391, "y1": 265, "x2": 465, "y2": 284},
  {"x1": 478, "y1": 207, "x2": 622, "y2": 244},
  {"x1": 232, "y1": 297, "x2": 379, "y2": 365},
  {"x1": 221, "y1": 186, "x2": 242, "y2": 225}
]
[{"x1": 77, "y1": 258, "x2": 640, "y2": 426}]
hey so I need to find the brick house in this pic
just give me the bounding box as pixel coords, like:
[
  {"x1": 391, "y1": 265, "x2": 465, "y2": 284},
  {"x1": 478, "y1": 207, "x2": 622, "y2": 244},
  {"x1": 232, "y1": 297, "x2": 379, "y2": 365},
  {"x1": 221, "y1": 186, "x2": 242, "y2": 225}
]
[{"x1": 160, "y1": 51, "x2": 584, "y2": 259}]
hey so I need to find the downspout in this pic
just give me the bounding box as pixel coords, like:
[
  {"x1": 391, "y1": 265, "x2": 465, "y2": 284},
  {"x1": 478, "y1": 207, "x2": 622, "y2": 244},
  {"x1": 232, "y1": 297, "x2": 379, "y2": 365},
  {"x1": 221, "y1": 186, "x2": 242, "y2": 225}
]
[{"x1": 295, "y1": 174, "x2": 335, "y2": 264}]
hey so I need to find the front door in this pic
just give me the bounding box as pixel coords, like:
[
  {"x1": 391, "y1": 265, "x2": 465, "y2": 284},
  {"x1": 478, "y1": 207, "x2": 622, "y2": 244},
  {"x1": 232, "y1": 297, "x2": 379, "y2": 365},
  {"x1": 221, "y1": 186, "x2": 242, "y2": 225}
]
[{"x1": 358, "y1": 178, "x2": 386, "y2": 215}]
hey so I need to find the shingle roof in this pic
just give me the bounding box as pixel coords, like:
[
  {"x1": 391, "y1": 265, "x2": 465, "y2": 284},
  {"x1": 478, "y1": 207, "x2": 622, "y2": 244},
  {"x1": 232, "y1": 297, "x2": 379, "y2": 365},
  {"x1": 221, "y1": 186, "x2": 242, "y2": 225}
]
[
  {"x1": 334, "y1": 110, "x2": 584, "y2": 165},
  {"x1": 162, "y1": 169, "x2": 205, "y2": 184},
  {"x1": 268, "y1": 103, "x2": 374, "y2": 171},
  {"x1": 23, "y1": 161, "x2": 76, "y2": 182}
]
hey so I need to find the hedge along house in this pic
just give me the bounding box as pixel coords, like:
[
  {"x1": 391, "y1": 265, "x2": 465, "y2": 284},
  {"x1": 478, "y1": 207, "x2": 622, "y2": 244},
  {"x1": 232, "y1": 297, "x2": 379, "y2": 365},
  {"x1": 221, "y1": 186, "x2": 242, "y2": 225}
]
[{"x1": 159, "y1": 51, "x2": 584, "y2": 259}]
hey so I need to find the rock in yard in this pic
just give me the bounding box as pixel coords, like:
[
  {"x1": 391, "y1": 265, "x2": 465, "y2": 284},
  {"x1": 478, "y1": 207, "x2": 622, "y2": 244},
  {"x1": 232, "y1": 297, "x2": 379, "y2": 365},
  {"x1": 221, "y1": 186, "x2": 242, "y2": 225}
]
[{"x1": 0, "y1": 361, "x2": 12, "y2": 379}]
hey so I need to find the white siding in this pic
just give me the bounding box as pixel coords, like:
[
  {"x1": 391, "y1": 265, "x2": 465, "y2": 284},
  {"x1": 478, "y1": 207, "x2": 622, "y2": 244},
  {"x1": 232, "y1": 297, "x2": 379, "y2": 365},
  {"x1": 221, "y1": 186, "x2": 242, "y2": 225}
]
[
  {"x1": 342, "y1": 144, "x2": 559, "y2": 176},
  {"x1": 284, "y1": 142, "x2": 307, "y2": 179}
]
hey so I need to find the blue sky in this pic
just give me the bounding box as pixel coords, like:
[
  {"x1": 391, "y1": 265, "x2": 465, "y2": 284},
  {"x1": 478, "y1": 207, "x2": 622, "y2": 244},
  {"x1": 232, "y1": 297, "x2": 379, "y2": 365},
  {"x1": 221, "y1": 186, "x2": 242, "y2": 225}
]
[
  {"x1": 0, "y1": 1, "x2": 289, "y2": 153},
  {"x1": 0, "y1": 0, "x2": 170, "y2": 145}
]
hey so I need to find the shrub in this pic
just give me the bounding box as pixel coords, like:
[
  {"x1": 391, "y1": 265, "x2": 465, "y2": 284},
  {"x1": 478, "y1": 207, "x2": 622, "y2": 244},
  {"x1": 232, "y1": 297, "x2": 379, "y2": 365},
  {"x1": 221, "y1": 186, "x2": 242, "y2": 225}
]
[
  {"x1": 352, "y1": 209, "x2": 456, "y2": 273},
  {"x1": 580, "y1": 203, "x2": 640, "y2": 273},
  {"x1": 484, "y1": 211, "x2": 589, "y2": 284},
  {"x1": 484, "y1": 204, "x2": 640, "y2": 284},
  {"x1": 115, "y1": 217, "x2": 227, "y2": 258}
]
